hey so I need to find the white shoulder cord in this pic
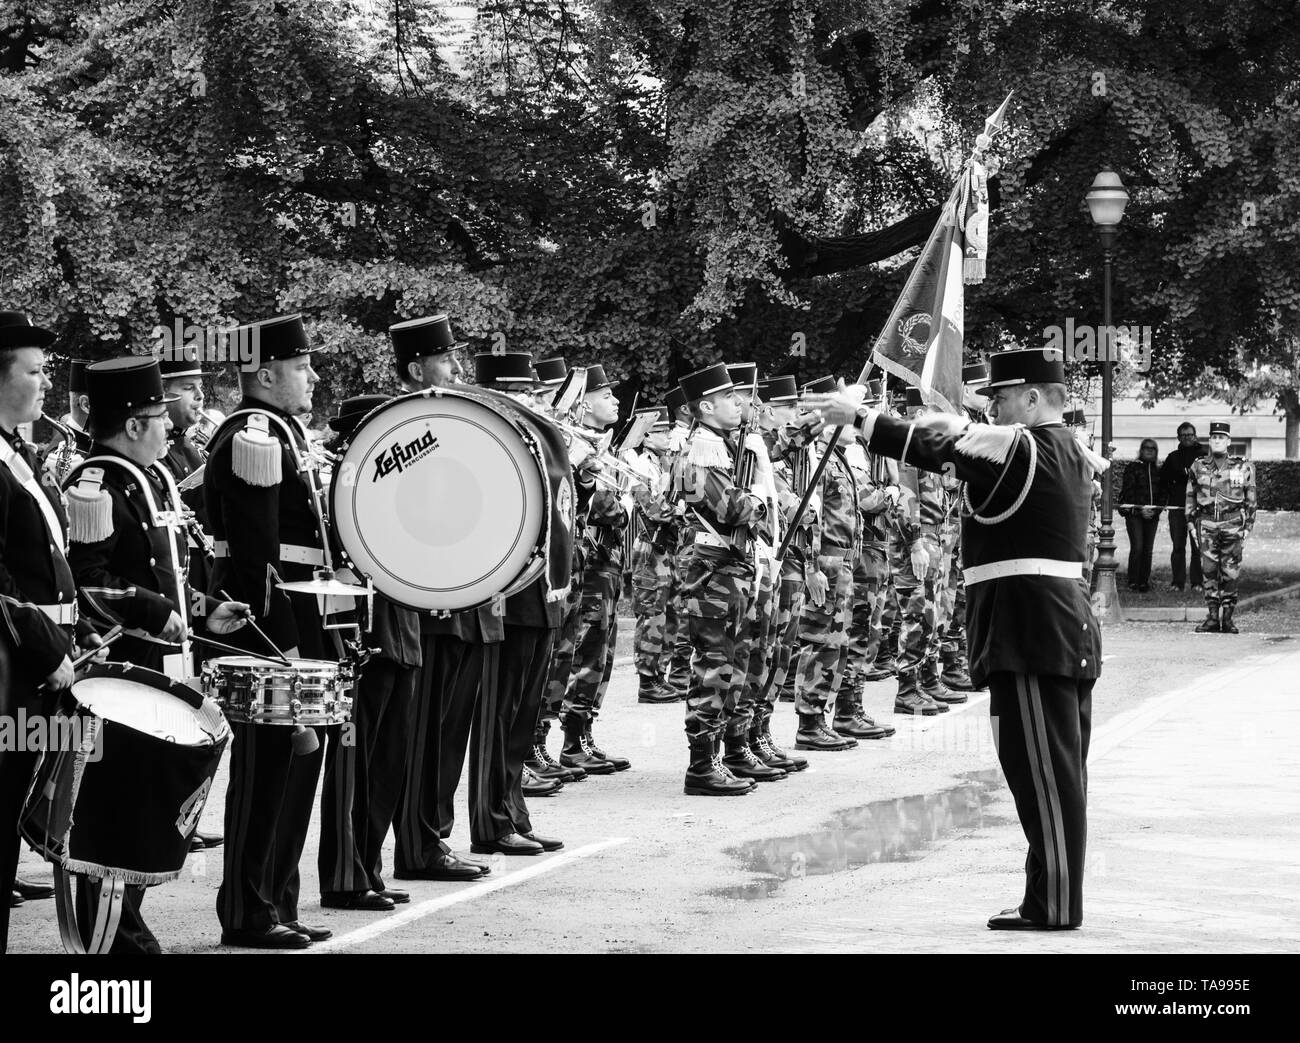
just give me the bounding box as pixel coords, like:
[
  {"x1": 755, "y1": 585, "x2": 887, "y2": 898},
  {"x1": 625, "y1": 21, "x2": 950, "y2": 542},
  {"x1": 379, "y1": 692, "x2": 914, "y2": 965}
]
[{"x1": 962, "y1": 427, "x2": 1038, "y2": 525}]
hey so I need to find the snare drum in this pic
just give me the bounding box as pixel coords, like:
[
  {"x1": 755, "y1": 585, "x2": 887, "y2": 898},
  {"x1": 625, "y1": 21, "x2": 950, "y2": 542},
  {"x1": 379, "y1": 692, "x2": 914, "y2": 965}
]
[
  {"x1": 21, "y1": 662, "x2": 229, "y2": 886},
  {"x1": 202, "y1": 656, "x2": 354, "y2": 726},
  {"x1": 329, "y1": 388, "x2": 551, "y2": 612}
]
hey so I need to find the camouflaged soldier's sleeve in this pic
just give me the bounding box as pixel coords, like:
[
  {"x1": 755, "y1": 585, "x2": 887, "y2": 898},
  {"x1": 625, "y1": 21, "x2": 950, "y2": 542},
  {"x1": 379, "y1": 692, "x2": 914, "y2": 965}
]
[{"x1": 1243, "y1": 461, "x2": 1257, "y2": 530}]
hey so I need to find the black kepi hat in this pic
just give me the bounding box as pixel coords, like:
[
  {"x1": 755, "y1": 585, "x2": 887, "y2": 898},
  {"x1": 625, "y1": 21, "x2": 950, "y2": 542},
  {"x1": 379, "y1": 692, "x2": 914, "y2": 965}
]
[
  {"x1": 1209, "y1": 421, "x2": 1231, "y2": 436},
  {"x1": 977, "y1": 348, "x2": 1067, "y2": 397},
  {"x1": 962, "y1": 362, "x2": 990, "y2": 386},
  {"x1": 389, "y1": 314, "x2": 467, "y2": 377},
  {"x1": 757, "y1": 375, "x2": 798, "y2": 404},
  {"x1": 800, "y1": 375, "x2": 837, "y2": 396},
  {"x1": 665, "y1": 387, "x2": 688, "y2": 414},
  {"x1": 329, "y1": 394, "x2": 389, "y2": 437},
  {"x1": 679, "y1": 363, "x2": 735, "y2": 403},
  {"x1": 727, "y1": 363, "x2": 757, "y2": 391},
  {"x1": 85, "y1": 357, "x2": 179, "y2": 417},
  {"x1": 228, "y1": 314, "x2": 311, "y2": 368},
  {"x1": 583, "y1": 364, "x2": 613, "y2": 393},
  {"x1": 68, "y1": 359, "x2": 90, "y2": 394},
  {"x1": 905, "y1": 386, "x2": 925, "y2": 409},
  {"x1": 157, "y1": 341, "x2": 204, "y2": 380},
  {"x1": 534, "y1": 358, "x2": 567, "y2": 387},
  {"x1": 0, "y1": 311, "x2": 56, "y2": 350},
  {"x1": 475, "y1": 352, "x2": 535, "y2": 386},
  {"x1": 637, "y1": 406, "x2": 671, "y2": 431},
  {"x1": 1063, "y1": 409, "x2": 1087, "y2": 427},
  {"x1": 863, "y1": 378, "x2": 885, "y2": 403}
]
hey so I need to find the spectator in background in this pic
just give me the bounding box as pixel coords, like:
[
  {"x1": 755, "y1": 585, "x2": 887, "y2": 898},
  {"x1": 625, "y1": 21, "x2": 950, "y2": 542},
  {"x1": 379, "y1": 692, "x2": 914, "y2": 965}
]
[
  {"x1": 1119, "y1": 437, "x2": 1161, "y2": 591},
  {"x1": 1160, "y1": 422, "x2": 1206, "y2": 590}
]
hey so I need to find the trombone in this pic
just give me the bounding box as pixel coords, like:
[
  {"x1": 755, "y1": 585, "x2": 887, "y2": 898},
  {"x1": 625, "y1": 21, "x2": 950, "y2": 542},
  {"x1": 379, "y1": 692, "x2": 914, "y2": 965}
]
[{"x1": 552, "y1": 419, "x2": 653, "y2": 491}]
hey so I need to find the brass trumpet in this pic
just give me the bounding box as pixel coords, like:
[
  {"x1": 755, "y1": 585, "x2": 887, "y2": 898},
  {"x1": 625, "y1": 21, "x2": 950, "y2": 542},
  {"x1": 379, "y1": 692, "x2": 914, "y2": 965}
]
[
  {"x1": 190, "y1": 408, "x2": 226, "y2": 451},
  {"x1": 552, "y1": 420, "x2": 652, "y2": 491},
  {"x1": 41, "y1": 413, "x2": 81, "y2": 486}
]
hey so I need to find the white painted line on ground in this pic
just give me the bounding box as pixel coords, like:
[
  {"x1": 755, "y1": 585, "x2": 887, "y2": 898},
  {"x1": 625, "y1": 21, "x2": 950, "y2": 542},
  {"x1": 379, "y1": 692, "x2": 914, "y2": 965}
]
[
  {"x1": 1090, "y1": 651, "x2": 1294, "y2": 762},
  {"x1": 308, "y1": 838, "x2": 630, "y2": 953}
]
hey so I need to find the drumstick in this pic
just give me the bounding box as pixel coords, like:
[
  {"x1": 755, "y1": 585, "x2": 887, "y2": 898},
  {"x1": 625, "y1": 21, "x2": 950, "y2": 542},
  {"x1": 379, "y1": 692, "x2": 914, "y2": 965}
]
[
  {"x1": 189, "y1": 633, "x2": 292, "y2": 666},
  {"x1": 217, "y1": 590, "x2": 293, "y2": 667},
  {"x1": 36, "y1": 625, "x2": 125, "y2": 693}
]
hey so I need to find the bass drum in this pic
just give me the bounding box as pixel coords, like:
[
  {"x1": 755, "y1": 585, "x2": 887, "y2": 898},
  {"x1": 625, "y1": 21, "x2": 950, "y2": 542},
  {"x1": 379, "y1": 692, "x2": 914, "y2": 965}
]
[{"x1": 330, "y1": 387, "x2": 548, "y2": 612}]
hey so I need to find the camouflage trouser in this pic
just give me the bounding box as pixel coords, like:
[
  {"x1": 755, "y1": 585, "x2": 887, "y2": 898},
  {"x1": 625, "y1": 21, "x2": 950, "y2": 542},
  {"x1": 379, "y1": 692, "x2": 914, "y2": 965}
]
[
  {"x1": 631, "y1": 537, "x2": 674, "y2": 677},
  {"x1": 939, "y1": 541, "x2": 968, "y2": 661},
  {"x1": 844, "y1": 542, "x2": 889, "y2": 692},
  {"x1": 731, "y1": 552, "x2": 776, "y2": 733},
  {"x1": 561, "y1": 566, "x2": 620, "y2": 724},
  {"x1": 1198, "y1": 515, "x2": 1246, "y2": 607},
  {"x1": 761, "y1": 562, "x2": 806, "y2": 710},
  {"x1": 793, "y1": 553, "x2": 854, "y2": 717},
  {"x1": 678, "y1": 551, "x2": 753, "y2": 738},
  {"x1": 540, "y1": 564, "x2": 584, "y2": 728},
  {"x1": 666, "y1": 552, "x2": 693, "y2": 695},
  {"x1": 889, "y1": 535, "x2": 941, "y2": 681},
  {"x1": 875, "y1": 574, "x2": 900, "y2": 664}
]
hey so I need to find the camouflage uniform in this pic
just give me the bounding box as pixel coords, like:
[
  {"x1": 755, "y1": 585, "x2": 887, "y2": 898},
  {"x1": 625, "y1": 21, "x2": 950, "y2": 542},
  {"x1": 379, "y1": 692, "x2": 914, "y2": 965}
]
[
  {"x1": 840, "y1": 444, "x2": 893, "y2": 718},
  {"x1": 792, "y1": 444, "x2": 858, "y2": 719},
  {"x1": 672, "y1": 426, "x2": 766, "y2": 740},
  {"x1": 561, "y1": 482, "x2": 626, "y2": 724},
  {"x1": 630, "y1": 448, "x2": 676, "y2": 680},
  {"x1": 1187, "y1": 454, "x2": 1257, "y2": 612},
  {"x1": 924, "y1": 472, "x2": 966, "y2": 696},
  {"x1": 537, "y1": 472, "x2": 595, "y2": 736},
  {"x1": 889, "y1": 451, "x2": 947, "y2": 711},
  {"x1": 662, "y1": 422, "x2": 694, "y2": 695}
]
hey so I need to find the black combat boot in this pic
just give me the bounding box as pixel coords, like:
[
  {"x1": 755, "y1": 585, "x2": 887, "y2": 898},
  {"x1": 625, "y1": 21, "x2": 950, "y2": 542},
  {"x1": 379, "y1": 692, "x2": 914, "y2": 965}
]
[
  {"x1": 895, "y1": 669, "x2": 939, "y2": 716},
  {"x1": 862, "y1": 654, "x2": 897, "y2": 682},
  {"x1": 722, "y1": 723, "x2": 787, "y2": 781},
  {"x1": 637, "y1": 672, "x2": 677, "y2": 704},
  {"x1": 684, "y1": 733, "x2": 754, "y2": 796},
  {"x1": 1220, "y1": 604, "x2": 1239, "y2": 634},
  {"x1": 795, "y1": 712, "x2": 857, "y2": 751},
  {"x1": 750, "y1": 713, "x2": 807, "y2": 772},
  {"x1": 1194, "y1": 605, "x2": 1221, "y2": 633},
  {"x1": 832, "y1": 694, "x2": 888, "y2": 739},
  {"x1": 529, "y1": 721, "x2": 587, "y2": 782},
  {"x1": 940, "y1": 654, "x2": 976, "y2": 691},
  {"x1": 583, "y1": 719, "x2": 630, "y2": 771},
  {"x1": 560, "y1": 715, "x2": 617, "y2": 775}
]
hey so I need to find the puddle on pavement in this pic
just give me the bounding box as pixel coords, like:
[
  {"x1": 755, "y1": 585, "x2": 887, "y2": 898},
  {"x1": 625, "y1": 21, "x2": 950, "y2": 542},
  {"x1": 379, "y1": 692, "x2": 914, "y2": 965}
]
[{"x1": 711, "y1": 769, "x2": 1006, "y2": 900}]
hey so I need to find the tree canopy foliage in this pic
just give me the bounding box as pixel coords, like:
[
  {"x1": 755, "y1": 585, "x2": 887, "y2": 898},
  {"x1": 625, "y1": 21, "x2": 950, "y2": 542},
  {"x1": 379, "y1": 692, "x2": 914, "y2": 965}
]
[{"x1": 2, "y1": 0, "x2": 1298, "y2": 449}]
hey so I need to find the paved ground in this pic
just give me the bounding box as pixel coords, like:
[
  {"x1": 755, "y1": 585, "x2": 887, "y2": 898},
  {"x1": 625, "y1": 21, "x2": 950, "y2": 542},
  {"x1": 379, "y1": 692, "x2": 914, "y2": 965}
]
[{"x1": 8, "y1": 621, "x2": 1299, "y2": 954}]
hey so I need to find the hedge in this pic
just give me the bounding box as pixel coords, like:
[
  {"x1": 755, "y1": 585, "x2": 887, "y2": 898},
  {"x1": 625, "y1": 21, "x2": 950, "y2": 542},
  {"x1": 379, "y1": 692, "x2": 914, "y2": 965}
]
[{"x1": 1108, "y1": 459, "x2": 1300, "y2": 511}]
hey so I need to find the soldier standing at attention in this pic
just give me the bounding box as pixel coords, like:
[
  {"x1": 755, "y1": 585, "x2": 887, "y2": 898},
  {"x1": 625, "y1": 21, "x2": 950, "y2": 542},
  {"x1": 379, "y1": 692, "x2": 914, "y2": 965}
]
[
  {"x1": 809, "y1": 347, "x2": 1107, "y2": 931},
  {"x1": 629, "y1": 406, "x2": 679, "y2": 703},
  {"x1": 662, "y1": 386, "x2": 694, "y2": 697},
  {"x1": 1187, "y1": 422, "x2": 1256, "y2": 635},
  {"x1": 673, "y1": 363, "x2": 768, "y2": 795}
]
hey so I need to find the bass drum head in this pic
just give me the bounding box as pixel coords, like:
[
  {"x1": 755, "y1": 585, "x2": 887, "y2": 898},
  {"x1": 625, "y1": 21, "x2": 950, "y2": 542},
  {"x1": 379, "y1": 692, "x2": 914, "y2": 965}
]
[{"x1": 332, "y1": 389, "x2": 546, "y2": 612}]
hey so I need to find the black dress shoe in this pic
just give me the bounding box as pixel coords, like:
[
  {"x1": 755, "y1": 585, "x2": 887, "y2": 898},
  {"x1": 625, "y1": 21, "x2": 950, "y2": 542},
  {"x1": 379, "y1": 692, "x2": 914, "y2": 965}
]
[
  {"x1": 220, "y1": 925, "x2": 311, "y2": 949},
  {"x1": 320, "y1": 889, "x2": 395, "y2": 911},
  {"x1": 378, "y1": 888, "x2": 410, "y2": 904},
  {"x1": 394, "y1": 854, "x2": 489, "y2": 881},
  {"x1": 470, "y1": 832, "x2": 544, "y2": 856},
  {"x1": 284, "y1": 920, "x2": 334, "y2": 941},
  {"x1": 13, "y1": 877, "x2": 55, "y2": 900},
  {"x1": 987, "y1": 907, "x2": 1078, "y2": 931},
  {"x1": 519, "y1": 831, "x2": 564, "y2": 852},
  {"x1": 189, "y1": 829, "x2": 223, "y2": 851}
]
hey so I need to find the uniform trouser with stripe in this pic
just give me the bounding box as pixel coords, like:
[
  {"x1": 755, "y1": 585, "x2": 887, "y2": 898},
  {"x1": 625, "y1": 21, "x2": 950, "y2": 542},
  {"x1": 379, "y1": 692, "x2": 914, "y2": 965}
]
[
  {"x1": 0, "y1": 746, "x2": 39, "y2": 952},
  {"x1": 318, "y1": 722, "x2": 366, "y2": 895},
  {"x1": 395, "y1": 634, "x2": 483, "y2": 872},
  {"x1": 344, "y1": 657, "x2": 419, "y2": 893},
  {"x1": 217, "y1": 721, "x2": 324, "y2": 931},
  {"x1": 472, "y1": 627, "x2": 554, "y2": 844},
  {"x1": 988, "y1": 672, "x2": 1092, "y2": 928}
]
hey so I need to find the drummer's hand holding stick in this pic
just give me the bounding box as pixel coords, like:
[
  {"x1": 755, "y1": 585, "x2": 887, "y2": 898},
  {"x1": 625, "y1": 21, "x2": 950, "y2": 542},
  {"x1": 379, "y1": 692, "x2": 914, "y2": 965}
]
[
  {"x1": 43, "y1": 624, "x2": 125, "y2": 691},
  {"x1": 216, "y1": 590, "x2": 290, "y2": 666},
  {"x1": 206, "y1": 600, "x2": 252, "y2": 636}
]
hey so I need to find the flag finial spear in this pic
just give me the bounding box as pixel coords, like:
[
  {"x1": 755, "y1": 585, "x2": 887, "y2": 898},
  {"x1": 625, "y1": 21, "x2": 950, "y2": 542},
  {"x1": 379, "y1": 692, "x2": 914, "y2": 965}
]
[{"x1": 973, "y1": 91, "x2": 1014, "y2": 155}]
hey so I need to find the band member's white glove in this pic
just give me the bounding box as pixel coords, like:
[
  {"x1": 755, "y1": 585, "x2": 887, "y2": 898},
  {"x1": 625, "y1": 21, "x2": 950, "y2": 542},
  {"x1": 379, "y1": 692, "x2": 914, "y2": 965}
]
[
  {"x1": 45, "y1": 655, "x2": 75, "y2": 691},
  {"x1": 160, "y1": 611, "x2": 187, "y2": 643},
  {"x1": 207, "y1": 601, "x2": 253, "y2": 636},
  {"x1": 806, "y1": 568, "x2": 828, "y2": 607}
]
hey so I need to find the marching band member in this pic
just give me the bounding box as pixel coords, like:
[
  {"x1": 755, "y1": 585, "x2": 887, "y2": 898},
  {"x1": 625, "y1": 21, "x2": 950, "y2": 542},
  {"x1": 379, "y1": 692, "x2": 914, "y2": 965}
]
[
  {"x1": 672, "y1": 363, "x2": 767, "y2": 796},
  {"x1": 662, "y1": 387, "x2": 693, "y2": 697},
  {"x1": 558, "y1": 364, "x2": 631, "y2": 774},
  {"x1": 628, "y1": 406, "x2": 679, "y2": 704},
  {"x1": 388, "y1": 315, "x2": 493, "y2": 881},
  {"x1": 0, "y1": 312, "x2": 101, "y2": 954},
  {"x1": 40, "y1": 358, "x2": 91, "y2": 485},
  {"x1": 63, "y1": 356, "x2": 250, "y2": 953},
  {"x1": 326, "y1": 394, "x2": 420, "y2": 904},
  {"x1": 466, "y1": 352, "x2": 572, "y2": 855},
  {"x1": 205, "y1": 314, "x2": 358, "y2": 948}
]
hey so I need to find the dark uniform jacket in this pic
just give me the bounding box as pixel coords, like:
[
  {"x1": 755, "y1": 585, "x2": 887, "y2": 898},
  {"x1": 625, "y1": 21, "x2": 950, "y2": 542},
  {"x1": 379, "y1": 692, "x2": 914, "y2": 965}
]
[
  {"x1": 64, "y1": 445, "x2": 217, "y2": 671},
  {"x1": 203, "y1": 397, "x2": 332, "y2": 659},
  {"x1": 865, "y1": 415, "x2": 1102, "y2": 687},
  {"x1": 0, "y1": 427, "x2": 80, "y2": 705}
]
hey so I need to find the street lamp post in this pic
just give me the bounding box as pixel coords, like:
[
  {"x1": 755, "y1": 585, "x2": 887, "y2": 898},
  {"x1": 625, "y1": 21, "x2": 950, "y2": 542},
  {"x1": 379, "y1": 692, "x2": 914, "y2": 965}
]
[{"x1": 1085, "y1": 170, "x2": 1129, "y2": 625}]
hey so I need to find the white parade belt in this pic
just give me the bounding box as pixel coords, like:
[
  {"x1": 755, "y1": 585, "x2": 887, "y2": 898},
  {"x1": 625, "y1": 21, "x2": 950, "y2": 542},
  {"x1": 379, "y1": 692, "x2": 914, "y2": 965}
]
[
  {"x1": 211, "y1": 540, "x2": 325, "y2": 567},
  {"x1": 963, "y1": 558, "x2": 1082, "y2": 586},
  {"x1": 35, "y1": 602, "x2": 79, "y2": 625}
]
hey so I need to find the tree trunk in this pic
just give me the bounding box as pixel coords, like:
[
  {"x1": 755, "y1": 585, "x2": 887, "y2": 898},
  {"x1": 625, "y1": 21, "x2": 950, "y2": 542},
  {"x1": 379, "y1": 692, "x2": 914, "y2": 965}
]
[{"x1": 1282, "y1": 387, "x2": 1300, "y2": 460}]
